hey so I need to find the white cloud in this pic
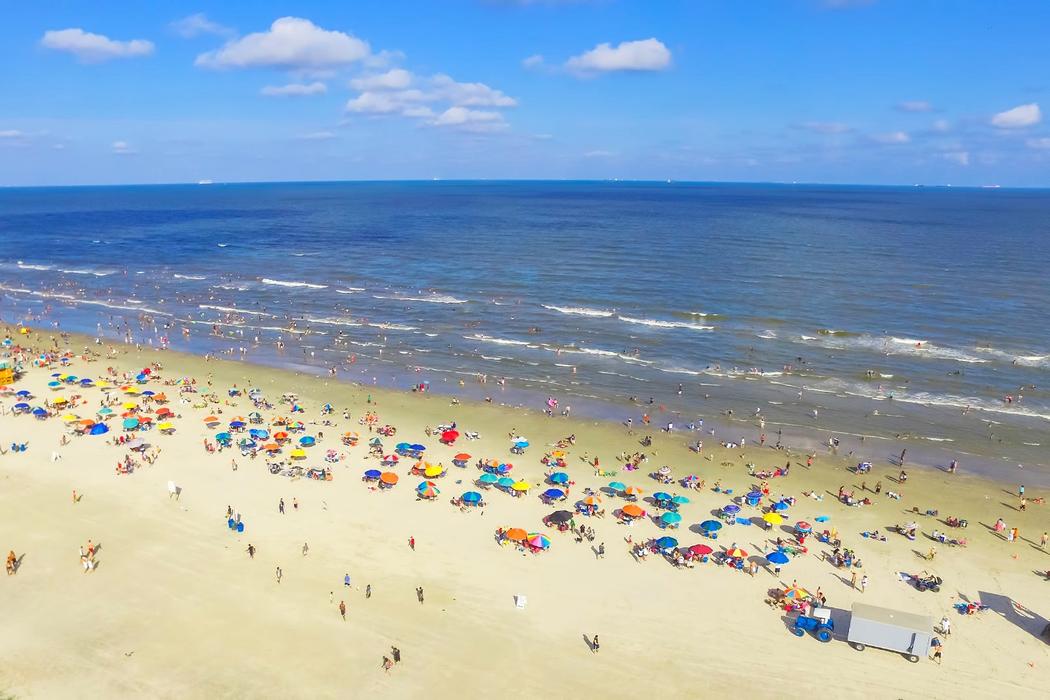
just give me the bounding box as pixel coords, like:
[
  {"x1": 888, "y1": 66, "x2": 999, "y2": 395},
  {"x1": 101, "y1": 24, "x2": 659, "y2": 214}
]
[
  {"x1": 798, "y1": 121, "x2": 851, "y2": 135},
  {"x1": 111, "y1": 140, "x2": 136, "y2": 155},
  {"x1": 565, "y1": 38, "x2": 671, "y2": 75},
  {"x1": 261, "y1": 82, "x2": 327, "y2": 97},
  {"x1": 942, "y1": 151, "x2": 969, "y2": 166},
  {"x1": 584, "y1": 149, "x2": 615, "y2": 157},
  {"x1": 171, "y1": 13, "x2": 233, "y2": 39},
  {"x1": 0, "y1": 130, "x2": 25, "y2": 139},
  {"x1": 347, "y1": 89, "x2": 428, "y2": 114},
  {"x1": 297, "y1": 131, "x2": 337, "y2": 141},
  {"x1": 931, "y1": 118, "x2": 951, "y2": 133},
  {"x1": 896, "y1": 100, "x2": 933, "y2": 113},
  {"x1": 522, "y1": 54, "x2": 544, "y2": 69},
  {"x1": 1027, "y1": 137, "x2": 1050, "y2": 150},
  {"x1": 870, "y1": 130, "x2": 910, "y2": 144},
  {"x1": 990, "y1": 103, "x2": 1041, "y2": 129},
  {"x1": 195, "y1": 17, "x2": 370, "y2": 70},
  {"x1": 349, "y1": 69, "x2": 413, "y2": 91},
  {"x1": 429, "y1": 107, "x2": 507, "y2": 131},
  {"x1": 431, "y1": 74, "x2": 517, "y2": 107},
  {"x1": 41, "y1": 28, "x2": 154, "y2": 63}
]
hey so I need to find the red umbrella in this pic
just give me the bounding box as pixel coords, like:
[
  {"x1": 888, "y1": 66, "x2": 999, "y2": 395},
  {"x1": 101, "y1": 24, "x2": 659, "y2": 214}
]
[
  {"x1": 441, "y1": 429, "x2": 459, "y2": 444},
  {"x1": 688, "y1": 544, "x2": 713, "y2": 556},
  {"x1": 795, "y1": 521, "x2": 812, "y2": 532}
]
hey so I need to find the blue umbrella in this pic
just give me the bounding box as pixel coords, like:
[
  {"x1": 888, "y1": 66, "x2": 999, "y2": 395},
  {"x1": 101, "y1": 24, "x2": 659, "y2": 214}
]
[
  {"x1": 700, "y1": 520, "x2": 723, "y2": 532},
  {"x1": 608, "y1": 481, "x2": 626, "y2": 492},
  {"x1": 229, "y1": 420, "x2": 246, "y2": 429},
  {"x1": 364, "y1": 469, "x2": 382, "y2": 479},
  {"x1": 497, "y1": 476, "x2": 516, "y2": 488},
  {"x1": 122, "y1": 418, "x2": 139, "y2": 430},
  {"x1": 141, "y1": 390, "x2": 155, "y2": 396},
  {"x1": 549, "y1": 472, "x2": 569, "y2": 484},
  {"x1": 13, "y1": 402, "x2": 30, "y2": 411},
  {"x1": 462, "y1": 491, "x2": 482, "y2": 504},
  {"x1": 215, "y1": 432, "x2": 231, "y2": 441},
  {"x1": 15, "y1": 390, "x2": 30, "y2": 397},
  {"x1": 396, "y1": 442, "x2": 411, "y2": 451},
  {"x1": 47, "y1": 381, "x2": 61, "y2": 388},
  {"x1": 136, "y1": 374, "x2": 147, "y2": 382},
  {"x1": 80, "y1": 379, "x2": 94, "y2": 386},
  {"x1": 723, "y1": 504, "x2": 741, "y2": 515},
  {"x1": 772, "y1": 501, "x2": 790, "y2": 512},
  {"x1": 542, "y1": 488, "x2": 565, "y2": 500},
  {"x1": 89, "y1": 423, "x2": 109, "y2": 435},
  {"x1": 249, "y1": 429, "x2": 269, "y2": 439},
  {"x1": 299, "y1": 436, "x2": 316, "y2": 446},
  {"x1": 661, "y1": 512, "x2": 683, "y2": 525},
  {"x1": 410, "y1": 444, "x2": 426, "y2": 452},
  {"x1": 766, "y1": 551, "x2": 791, "y2": 565},
  {"x1": 478, "y1": 473, "x2": 498, "y2": 484},
  {"x1": 514, "y1": 440, "x2": 529, "y2": 448},
  {"x1": 64, "y1": 376, "x2": 78, "y2": 383},
  {"x1": 653, "y1": 492, "x2": 672, "y2": 502},
  {"x1": 655, "y1": 536, "x2": 679, "y2": 550},
  {"x1": 671, "y1": 495, "x2": 690, "y2": 505},
  {"x1": 32, "y1": 407, "x2": 47, "y2": 416}
]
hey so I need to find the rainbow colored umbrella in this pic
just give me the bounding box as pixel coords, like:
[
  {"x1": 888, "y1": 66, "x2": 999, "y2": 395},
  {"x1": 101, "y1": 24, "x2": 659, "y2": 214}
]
[{"x1": 526, "y1": 533, "x2": 551, "y2": 550}]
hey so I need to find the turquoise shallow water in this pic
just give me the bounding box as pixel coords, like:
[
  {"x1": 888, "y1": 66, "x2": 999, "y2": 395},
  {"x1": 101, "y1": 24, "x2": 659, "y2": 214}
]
[{"x1": 1, "y1": 181, "x2": 1048, "y2": 479}]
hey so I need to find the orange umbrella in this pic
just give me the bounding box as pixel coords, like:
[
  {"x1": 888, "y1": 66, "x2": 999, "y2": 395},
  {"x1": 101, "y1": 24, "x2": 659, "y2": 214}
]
[
  {"x1": 155, "y1": 407, "x2": 172, "y2": 416},
  {"x1": 380, "y1": 472, "x2": 399, "y2": 485},
  {"x1": 582, "y1": 495, "x2": 602, "y2": 506},
  {"x1": 153, "y1": 393, "x2": 168, "y2": 403},
  {"x1": 625, "y1": 486, "x2": 644, "y2": 495},
  {"x1": 262, "y1": 443, "x2": 280, "y2": 452},
  {"x1": 274, "y1": 431, "x2": 289, "y2": 441},
  {"x1": 454, "y1": 453, "x2": 471, "y2": 461},
  {"x1": 506, "y1": 528, "x2": 528, "y2": 541},
  {"x1": 622, "y1": 504, "x2": 645, "y2": 518},
  {"x1": 726, "y1": 547, "x2": 748, "y2": 558},
  {"x1": 79, "y1": 418, "x2": 95, "y2": 426},
  {"x1": 203, "y1": 415, "x2": 218, "y2": 423}
]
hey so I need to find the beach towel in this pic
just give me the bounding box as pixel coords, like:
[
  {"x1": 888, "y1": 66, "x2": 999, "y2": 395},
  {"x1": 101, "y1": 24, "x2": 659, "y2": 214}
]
[
  {"x1": 735, "y1": 517, "x2": 751, "y2": 526},
  {"x1": 514, "y1": 595, "x2": 527, "y2": 609},
  {"x1": 815, "y1": 516, "x2": 829, "y2": 522}
]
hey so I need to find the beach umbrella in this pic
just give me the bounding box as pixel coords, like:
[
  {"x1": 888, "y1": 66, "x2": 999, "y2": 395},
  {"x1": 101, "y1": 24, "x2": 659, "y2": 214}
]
[
  {"x1": 274, "y1": 431, "x2": 289, "y2": 441},
  {"x1": 238, "y1": 438, "x2": 256, "y2": 448},
  {"x1": 229, "y1": 420, "x2": 246, "y2": 429},
  {"x1": 514, "y1": 440, "x2": 529, "y2": 448},
  {"x1": 90, "y1": 423, "x2": 109, "y2": 435},
  {"x1": 141, "y1": 390, "x2": 154, "y2": 396},
  {"x1": 364, "y1": 469, "x2": 382, "y2": 479},
  {"x1": 52, "y1": 397, "x2": 69, "y2": 405},
  {"x1": 795, "y1": 521, "x2": 812, "y2": 533},
  {"x1": 655, "y1": 536, "x2": 679, "y2": 550},
  {"x1": 699, "y1": 520, "x2": 723, "y2": 532},
  {"x1": 527, "y1": 533, "x2": 551, "y2": 550},
  {"x1": 396, "y1": 442, "x2": 411, "y2": 452},
  {"x1": 13, "y1": 402, "x2": 30, "y2": 412},
  {"x1": 32, "y1": 407, "x2": 47, "y2": 417},
  {"x1": 380, "y1": 472, "x2": 399, "y2": 485},
  {"x1": 542, "y1": 488, "x2": 565, "y2": 500},
  {"x1": 672, "y1": 495, "x2": 690, "y2": 505},
  {"x1": 608, "y1": 481, "x2": 626, "y2": 492},
  {"x1": 726, "y1": 547, "x2": 748, "y2": 559},
  {"x1": 746, "y1": 490, "x2": 762, "y2": 501},
  {"x1": 138, "y1": 416, "x2": 153, "y2": 424},
  {"x1": 511, "y1": 481, "x2": 531, "y2": 492},
  {"x1": 410, "y1": 444, "x2": 426, "y2": 452},
  {"x1": 622, "y1": 504, "x2": 645, "y2": 518},
  {"x1": 497, "y1": 476, "x2": 516, "y2": 489},
  {"x1": 382, "y1": 454, "x2": 399, "y2": 464},
  {"x1": 249, "y1": 428, "x2": 269, "y2": 439},
  {"x1": 262, "y1": 443, "x2": 280, "y2": 452},
  {"x1": 368, "y1": 437, "x2": 383, "y2": 447},
  {"x1": 581, "y1": 496, "x2": 601, "y2": 506},
  {"x1": 548, "y1": 510, "x2": 573, "y2": 524},
  {"x1": 782, "y1": 586, "x2": 810, "y2": 600},
  {"x1": 549, "y1": 472, "x2": 569, "y2": 484},
  {"x1": 453, "y1": 453, "x2": 471, "y2": 462},
  {"x1": 661, "y1": 512, "x2": 683, "y2": 526},
  {"x1": 478, "y1": 473, "x2": 498, "y2": 484},
  {"x1": 496, "y1": 463, "x2": 513, "y2": 474},
  {"x1": 550, "y1": 450, "x2": 566, "y2": 458},
  {"x1": 722, "y1": 504, "x2": 741, "y2": 515},
  {"x1": 15, "y1": 390, "x2": 30, "y2": 397},
  {"x1": 155, "y1": 407, "x2": 172, "y2": 417},
  {"x1": 766, "y1": 551, "x2": 791, "y2": 565},
  {"x1": 97, "y1": 407, "x2": 113, "y2": 416},
  {"x1": 47, "y1": 381, "x2": 61, "y2": 389},
  {"x1": 441, "y1": 429, "x2": 459, "y2": 443},
  {"x1": 462, "y1": 491, "x2": 482, "y2": 505},
  {"x1": 215, "y1": 432, "x2": 231, "y2": 441},
  {"x1": 61, "y1": 413, "x2": 78, "y2": 422},
  {"x1": 290, "y1": 448, "x2": 307, "y2": 459},
  {"x1": 121, "y1": 401, "x2": 138, "y2": 410},
  {"x1": 772, "y1": 501, "x2": 790, "y2": 512},
  {"x1": 417, "y1": 481, "x2": 440, "y2": 499},
  {"x1": 122, "y1": 417, "x2": 139, "y2": 430},
  {"x1": 506, "y1": 528, "x2": 528, "y2": 542},
  {"x1": 203, "y1": 415, "x2": 219, "y2": 424},
  {"x1": 126, "y1": 438, "x2": 145, "y2": 450},
  {"x1": 657, "y1": 466, "x2": 672, "y2": 476},
  {"x1": 625, "y1": 486, "x2": 643, "y2": 496},
  {"x1": 687, "y1": 544, "x2": 713, "y2": 557},
  {"x1": 299, "y1": 436, "x2": 316, "y2": 446},
  {"x1": 423, "y1": 465, "x2": 444, "y2": 478},
  {"x1": 653, "y1": 492, "x2": 672, "y2": 502},
  {"x1": 157, "y1": 422, "x2": 175, "y2": 432},
  {"x1": 763, "y1": 512, "x2": 784, "y2": 525}
]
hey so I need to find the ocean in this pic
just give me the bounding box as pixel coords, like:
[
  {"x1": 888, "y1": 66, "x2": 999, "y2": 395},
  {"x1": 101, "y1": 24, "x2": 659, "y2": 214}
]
[{"x1": 2, "y1": 181, "x2": 1048, "y2": 480}]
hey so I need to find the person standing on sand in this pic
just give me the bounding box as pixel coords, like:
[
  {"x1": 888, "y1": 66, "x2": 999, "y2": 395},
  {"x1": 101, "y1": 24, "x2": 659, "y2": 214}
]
[
  {"x1": 409, "y1": 536, "x2": 415, "y2": 551},
  {"x1": 899, "y1": 449, "x2": 907, "y2": 466},
  {"x1": 1041, "y1": 532, "x2": 1048, "y2": 550},
  {"x1": 1019, "y1": 484, "x2": 1025, "y2": 498},
  {"x1": 276, "y1": 566, "x2": 282, "y2": 583},
  {"x1": 597, "y1": 543, "x2": 605, "y2": 559},
  {"x1": 416, "y1": 586, "x2": 424, "y2": 603},
  {"x1": 392, "y1": 647, "x2": 401, "y2": 664},
  {"x1": 279, "y1": 498, "x2": 285, "y2": 515},
  {"x1": 851, "y1": 571, "x2": 858, "y2": 589},
  {"x1": 344, "y1": 573, "x2": 351, "y2": 587},
  {"x1": 860, "y1": 575, "x2": 869, "y2": 593},
  {"x1": 302, "y1": 542, "x2": 309, "y2": 556},
  {"x1": 592, "y1": 635, "x2": 600, "y2": 653},
  {"x1": 339, "y1": 600, "x2": 346, "y2": 621},
  {"x1": 366, "y1": 584, "x2": 372, "y2": 599},
  {"x1": 247, "y1": 544, "x2": 255, "y2": 558}
]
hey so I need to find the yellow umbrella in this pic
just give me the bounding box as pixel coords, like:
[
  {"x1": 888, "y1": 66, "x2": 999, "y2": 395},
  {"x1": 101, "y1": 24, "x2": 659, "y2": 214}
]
[
  {"x1": 290, "y1": 448, "x2": 307, "y2": 459},
  {"x1": 61, "y1": 413, "x2": 78, "y2": 422},
  {"x1": 763, "y1": 512, "x2": 784, "y2": 525},
  {"x1": 157, "y1": 422, "x2": 175, "y2": 431},
  {"x1": 122, "y1": 401, "x2": 138, "y2": 410},
  {"x1": 511, "y1": 481, "x2": 531, "y2": 492},
  {"x1": 52, "y1": 396, "x2": 69, "y2": 405},
  {"x1": 124, "y1": 387, "x2": 140, "y2": 395},
  {"x1": 551, "y1": 450, "x2": 566, "y2": 458},
  {"x1": 423, "y1": 465, "x2": 444, "y2": 478}
]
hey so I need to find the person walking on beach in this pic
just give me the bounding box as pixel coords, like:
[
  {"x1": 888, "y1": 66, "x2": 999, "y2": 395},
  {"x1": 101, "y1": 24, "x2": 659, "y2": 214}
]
[
  {"x1": 302, "y1": 542, "x2": 309, "y2": 556},
  {"x1": 279, "y1": 498, "x2": 285, "y2": 514},
  {"x1": 597, "y1": 542, "x2": 605, "y2": 559},
  {"x1": 860, "y1": 574, "x2": 869, "y2": 593},
  {"x1": 392, "y1": 647, "x2": 401, "y2": 664},
  {"x1": 339, "y1": 600, "x2": 346, "y2": 621},
  {"x1": 416, "y1": 586, "x2": 424, "y2": 603},
  {"x1": 408, "y1": 536, "x2": 415, "y2": 551},
  {"x1": 366, "y1": 584, "x2": 372, "y2": 599},
  {"x1": 381, "y1": 656, "x2": 393, "y2": 673},
  {"x1": 344, "y1": 572, "x2": 351, "y2": 587},
  {"x1": 592, "y1": 635, "x2": 600, "y2": 653},
  {"x1": 851, "y1": 570, "x2": 858, "y2": 589},
  {"x1": 1020, "y1": 497, "x2": 1027, "y2": 512},
  {"x1": 247, "y1": 543, "x2": 256, "y2": 559},
  {"x1": 899, "y1": 449, "x2": 907, "y2": 466},
  {"x1": 1041, "y1": 532, "x2": 1048, "y2": 550},
  {"x1": 276, "y1": 566, "x2": 283, "y2": 584},
  {"x1": 1019, "y1": 484, "x2": 1025, "y2": 498}
]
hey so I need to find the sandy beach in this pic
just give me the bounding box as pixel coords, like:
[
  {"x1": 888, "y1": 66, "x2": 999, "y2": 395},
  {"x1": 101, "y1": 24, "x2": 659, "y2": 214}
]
[{"x1": 2, "y1": 328, "x2": 1048, "y2": 699}]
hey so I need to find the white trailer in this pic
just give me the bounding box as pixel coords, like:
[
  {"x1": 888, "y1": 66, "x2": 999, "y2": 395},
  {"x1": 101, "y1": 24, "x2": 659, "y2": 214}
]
[{"x1": 847, "y1": 603, "x2": 934, "y2": 663}]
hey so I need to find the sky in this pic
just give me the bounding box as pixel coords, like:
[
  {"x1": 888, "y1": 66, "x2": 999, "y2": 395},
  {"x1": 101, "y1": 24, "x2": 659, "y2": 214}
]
[{"x1": 2, "y1": 0, "x2": 1049, "y2": 186}]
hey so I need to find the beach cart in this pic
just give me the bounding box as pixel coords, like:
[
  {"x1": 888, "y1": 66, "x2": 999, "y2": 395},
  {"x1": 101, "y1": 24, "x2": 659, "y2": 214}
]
[{"x1": 793, "y1": 607, "x2": 834, "y2": 642}]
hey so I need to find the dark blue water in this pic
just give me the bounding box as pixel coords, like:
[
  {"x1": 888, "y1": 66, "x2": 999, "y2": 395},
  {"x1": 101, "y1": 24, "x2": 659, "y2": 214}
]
[{"x1": 2, "y1": 181, "x2": 1049, "y2": 475}]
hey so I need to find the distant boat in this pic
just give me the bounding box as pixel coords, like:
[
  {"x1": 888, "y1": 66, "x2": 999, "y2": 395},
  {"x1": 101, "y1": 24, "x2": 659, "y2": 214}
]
[
  {"x1": 197, "y1": 179, "x2": 213, "y2": 185},
  {"x1": 981, "y1": 184, "x2": 1001, "y2": 189}
]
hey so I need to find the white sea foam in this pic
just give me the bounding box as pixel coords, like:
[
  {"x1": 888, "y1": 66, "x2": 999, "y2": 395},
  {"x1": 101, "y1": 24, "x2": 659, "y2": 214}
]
[
  {"x1": 369, "y1": 322, "x2": 417, "y2": 331},
  {"x1": 16, "y1": 262, "x2": 53, "y2": 271},
  {"x1": 261, "y1": 278, "x2": 328, "y2": 289},
  {"x1": 174, "y1": 274, "x2": 207, "y2": 281},
  {"x1": 335, "y1": 288, "x2": 365, "y2": 294},
  {"x1": 465, "y1": 334, "x2": 530, "y2": 346},
  {"x1": 542, "y1": 304, "x2": 614, "y2": 317},
  {"x1": 58, "y1": 267, "x2": 114, "y2": 277},
  {"x1": 617, "y1": 316, "x2": 714, "y2": 331},
  {"x1": 199, "y1": 304, "x2": 273, "y2": 317},
  {"x1": 302, "y1": 317, "x2": 363, "y2": 328},
  {"x1": 375, "y1": 293, "x2": 467, "y2": 304},
  {"x1": 795, "y1": 333, "x2": 989, "y2": 364},
  {"x1": 757, "y1": 330, "x2": 777, "y2": 339}
]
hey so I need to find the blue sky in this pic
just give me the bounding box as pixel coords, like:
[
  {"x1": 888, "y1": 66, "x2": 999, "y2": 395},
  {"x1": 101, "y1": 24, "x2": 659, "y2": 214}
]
[{"x1": 2, "y1": 1, "x2": 1049, "y2": 186}]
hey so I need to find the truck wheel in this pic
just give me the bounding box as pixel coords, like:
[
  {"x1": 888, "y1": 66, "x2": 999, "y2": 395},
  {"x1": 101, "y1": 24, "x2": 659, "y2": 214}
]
[
  {"x1": 793, "y1": 627, "x2": 805, "y2": 637},
  {"x1": 907, "y1": 654, "x2": 920, "y2": 663},
  {"x1": 852, "y1": 643, "x2": 866, "y2": 651},
  {"x1": 818, "y1": 630, "x2": 832, "y2": 642}
]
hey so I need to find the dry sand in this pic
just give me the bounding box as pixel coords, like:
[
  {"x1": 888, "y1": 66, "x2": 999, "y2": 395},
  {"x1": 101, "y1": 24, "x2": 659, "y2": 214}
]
[{"x1": 1, "y1": 332, "x2": 1048, "y2": 699}]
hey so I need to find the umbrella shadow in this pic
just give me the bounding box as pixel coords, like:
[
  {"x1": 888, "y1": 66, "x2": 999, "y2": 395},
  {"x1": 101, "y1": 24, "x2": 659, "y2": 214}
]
[{"x1": 977, "y1": 590, "x2": 1049, "y2": 643}]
